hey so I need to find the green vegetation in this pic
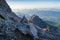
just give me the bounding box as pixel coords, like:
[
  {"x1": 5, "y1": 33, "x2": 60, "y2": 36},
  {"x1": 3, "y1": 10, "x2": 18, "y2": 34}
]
[
  {"x1": 55, "y1": 23, "x2": 60, "y2": 34},
  {"x1": 55, "y1": 23, "x2": 60, "y2": 27}
]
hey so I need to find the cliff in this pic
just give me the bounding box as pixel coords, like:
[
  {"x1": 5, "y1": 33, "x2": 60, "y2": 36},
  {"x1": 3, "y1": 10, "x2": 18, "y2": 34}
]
[{"x1": 0, "y1": 0, "x2": 60, "y2": 40}]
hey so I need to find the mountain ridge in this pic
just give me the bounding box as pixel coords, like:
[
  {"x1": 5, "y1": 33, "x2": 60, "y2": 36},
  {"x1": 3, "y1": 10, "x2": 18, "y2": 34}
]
[
  {"x1": 0, "y1": 0, "x2": 60, "y2": 40},
  {"x1": 14, "y1": 9, "x2": 60, "y2": 22}
]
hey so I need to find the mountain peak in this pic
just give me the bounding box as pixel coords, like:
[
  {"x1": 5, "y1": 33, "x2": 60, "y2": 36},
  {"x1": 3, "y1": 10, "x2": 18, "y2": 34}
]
[{"x1": 0, "y1": 0, "x2": 60, "y2": 40}]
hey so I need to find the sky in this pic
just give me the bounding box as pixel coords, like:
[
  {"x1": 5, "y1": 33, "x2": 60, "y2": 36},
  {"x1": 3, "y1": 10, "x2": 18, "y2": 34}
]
[{"x1": 6, "y1": 0, "x2": 60, "y2": 9}]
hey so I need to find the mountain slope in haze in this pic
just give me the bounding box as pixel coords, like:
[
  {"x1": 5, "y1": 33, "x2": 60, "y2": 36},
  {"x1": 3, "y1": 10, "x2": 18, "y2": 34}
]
[
  {"x1": 29, "y1": 15, "x2": 58, "y2": 33},
  {"x1": 0, "y1": 0, "x2": 60, "y2": 40},
  {"x1": 46, "y1": 21, "x2": 60, "y2": 34},
  {"x1": 14, "y1": 9, "x2": 60, "y2": 22}
]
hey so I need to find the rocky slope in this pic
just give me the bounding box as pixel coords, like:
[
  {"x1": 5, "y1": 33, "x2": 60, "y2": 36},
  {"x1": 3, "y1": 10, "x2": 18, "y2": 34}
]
[
  {"x1": 0, "y1": 0, "x2": 60, "y2": 40},
  {"x1": 29, "y1": 15, "x2": 58, "y2": 33}
]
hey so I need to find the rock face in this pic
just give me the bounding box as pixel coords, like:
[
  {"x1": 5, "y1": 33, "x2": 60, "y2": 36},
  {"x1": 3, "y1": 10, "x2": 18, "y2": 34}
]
[
  {"x1": 0, "y1": 0, "x2": 11, "y2": 12},
  {"x1": 29, "y1": 15, "x2": 58, "y2": 33},
  {"x1": 20, "y1": 15, "x2": 28, "y2": 23},
  {"x1": 0, "y1": 0, "x2": 60, "y2": 40},
  {"x1": 29, "y1": 15, "x2": 47, "y2": 28}
]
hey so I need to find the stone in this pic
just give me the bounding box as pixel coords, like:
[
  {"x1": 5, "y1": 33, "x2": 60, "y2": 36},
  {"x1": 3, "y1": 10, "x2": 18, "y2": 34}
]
[{"x1": 0, "y1": 0, "x2": 60, "y2": 40}]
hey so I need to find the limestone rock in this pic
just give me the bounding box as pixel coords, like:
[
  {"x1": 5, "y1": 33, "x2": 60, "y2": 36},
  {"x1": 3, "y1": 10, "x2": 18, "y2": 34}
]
[{"x1": 0, "y1": 0, "x2": 60, "y2": 40}]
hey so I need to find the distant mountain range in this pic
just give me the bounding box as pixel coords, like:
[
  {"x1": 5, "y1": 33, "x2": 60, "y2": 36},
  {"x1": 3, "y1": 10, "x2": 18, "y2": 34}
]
[{"x1": 13, "y1": 9, "x2": 60, "y2": 22}]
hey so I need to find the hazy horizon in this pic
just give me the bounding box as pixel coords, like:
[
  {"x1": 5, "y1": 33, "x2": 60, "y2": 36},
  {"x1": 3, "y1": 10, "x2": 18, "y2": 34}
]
[{"x1": 6, "y1": 0, "x2": 60, "y2": 10}]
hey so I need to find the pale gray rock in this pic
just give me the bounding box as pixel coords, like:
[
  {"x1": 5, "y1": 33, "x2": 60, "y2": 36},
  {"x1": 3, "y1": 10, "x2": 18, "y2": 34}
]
[{"x1": 0, "y1": 0, "x2": 60, "y2": 40}]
